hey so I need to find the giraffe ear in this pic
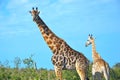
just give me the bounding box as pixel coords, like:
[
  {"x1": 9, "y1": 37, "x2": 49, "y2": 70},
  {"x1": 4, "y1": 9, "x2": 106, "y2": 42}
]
[
  {"x1": 29, "y1": 11, "x2": 31, "y2": 13},
  {"x1": 95, "y1": 37, "x2": 96, "y2": 40},
  {"x1": 88, "y1": 34, "x2": 90, "y2": 36},
  {"x1": 38, "y1": 11, "x2": 40, "y2": 14}
]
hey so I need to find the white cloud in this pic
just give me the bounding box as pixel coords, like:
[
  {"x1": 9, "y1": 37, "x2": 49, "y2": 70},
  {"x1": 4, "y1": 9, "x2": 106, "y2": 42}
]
[
  {"x1": 0, "y1": 28, "x2": 37, "y2": 38},
  {"x1": 59, "y1": 0, "x2": 74, "y2": 4},
  {"x1": 90, "y1": 0, "x2": 114, "y2": 5},
  {"x1": 98, "y1": 0, "x2": 113, "y2": 3},
  {"x1": 21, "y1": 0, "x2": 28, "y2": 3},
  {"x1": 41, "y1": 0, "x2": 80, "y2": 20},
  {"x1": 7, "y1": 0, "x2": 28, "y2": 9},
  {"x1": 0, "y1": 0, "x2": 44, "y2": 38}
]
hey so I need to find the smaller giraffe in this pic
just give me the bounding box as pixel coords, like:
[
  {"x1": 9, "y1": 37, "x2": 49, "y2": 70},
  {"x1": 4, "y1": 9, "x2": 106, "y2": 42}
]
[{"x1": 85, "y1": 34, "x2": 110, "y2": 80}]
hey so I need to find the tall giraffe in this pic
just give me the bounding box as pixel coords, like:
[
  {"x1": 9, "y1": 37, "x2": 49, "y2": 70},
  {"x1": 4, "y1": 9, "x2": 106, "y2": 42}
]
[
  {"x1": 85, "y1": 34, "x2": 110, "y2": 80},
  {"x1": 29, "y1": 7, "x2": 89, "y2": 80}
]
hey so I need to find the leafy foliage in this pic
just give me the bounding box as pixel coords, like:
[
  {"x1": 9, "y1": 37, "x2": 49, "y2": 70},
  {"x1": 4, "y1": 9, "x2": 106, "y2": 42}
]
[{"x1": 0, "y1": 56, "x2": 119, "y2": 80}]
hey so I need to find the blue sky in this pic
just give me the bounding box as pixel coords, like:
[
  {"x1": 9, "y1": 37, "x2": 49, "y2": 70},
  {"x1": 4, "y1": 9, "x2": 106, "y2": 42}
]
[{"x1": 0, "y1": 0, "x2": 120, "y2": 69}]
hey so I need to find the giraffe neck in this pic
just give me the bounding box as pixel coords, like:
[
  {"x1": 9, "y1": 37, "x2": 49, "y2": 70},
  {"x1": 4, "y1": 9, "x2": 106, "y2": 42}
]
[
  {"x1": 34, "y1": 15, "x2": 63, "y2": 53},
  {"x1": 91, "y1": 39, "x2": 101, "y2": 61}
]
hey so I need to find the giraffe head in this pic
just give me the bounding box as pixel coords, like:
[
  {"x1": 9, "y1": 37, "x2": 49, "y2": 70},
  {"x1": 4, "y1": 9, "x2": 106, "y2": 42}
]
[
  {"x1": 29, "y1": 7, "x2": 40, "y2": 21},
  {"x1": 85, "y1": 34, "x2": 94, "y2": 47}
]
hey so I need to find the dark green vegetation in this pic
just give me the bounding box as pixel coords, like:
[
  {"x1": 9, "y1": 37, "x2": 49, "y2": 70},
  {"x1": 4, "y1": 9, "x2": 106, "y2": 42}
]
[{"x1": 0, "y1": 56, "x2": 120, "y2": 80}]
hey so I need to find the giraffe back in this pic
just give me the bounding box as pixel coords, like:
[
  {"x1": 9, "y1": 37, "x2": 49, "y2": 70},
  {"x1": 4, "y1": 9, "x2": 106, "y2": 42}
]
[{"x1": 52, "y1": 41, "x2": 89, "y2": 70}]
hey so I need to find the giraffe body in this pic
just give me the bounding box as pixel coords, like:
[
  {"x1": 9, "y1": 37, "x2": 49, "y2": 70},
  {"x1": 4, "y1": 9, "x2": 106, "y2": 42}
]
[
  {"x1": 85, "y1": 34, "x2": 110, "y2": 80},
  {"x1": 29, "y1": 7, "x2": 89, "y2": 80}
]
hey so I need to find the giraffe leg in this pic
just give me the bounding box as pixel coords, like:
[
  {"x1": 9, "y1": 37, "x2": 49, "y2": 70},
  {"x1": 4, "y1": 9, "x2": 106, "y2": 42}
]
[
  {"x1": 103, "y1": 69, "x2": 109, "y2": 80},
  {"x1": 54, "y1": 66, "x2": 62, "y2": 80},
  {"x1": 76, "y1": 63, "x2": 86, "y2": 80},
  {"x1": 96, "y1": 72, "x2": 102, "y2": 80},
  {"x1": 92, "y1": 66, "x2": 96, "y2": 80},
  {"x1": 76, "y1": 68, "x2": 86, "y2": 80},
  {"x1": 92, "y1": 74, "x2": 95, "y2": 80}
]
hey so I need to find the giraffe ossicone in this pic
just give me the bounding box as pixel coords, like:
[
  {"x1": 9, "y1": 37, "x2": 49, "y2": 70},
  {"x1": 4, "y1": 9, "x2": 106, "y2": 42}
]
[{"x1": 29, "y1": 7, "x2": 89, "y2": 80}]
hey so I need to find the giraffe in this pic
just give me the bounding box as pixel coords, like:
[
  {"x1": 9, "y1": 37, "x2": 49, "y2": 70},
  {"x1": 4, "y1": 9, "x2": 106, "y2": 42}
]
[
  {"x1": 29, "y1": 7, "x2": 89, "y2": 80},
  {"x1": 85, "y1": 34, "x2": 110, "y2": 80}
]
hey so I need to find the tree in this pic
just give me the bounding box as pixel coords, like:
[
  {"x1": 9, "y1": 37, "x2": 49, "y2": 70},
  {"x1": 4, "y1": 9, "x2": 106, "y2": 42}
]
[
  {"x1": 23, "y1": 54, "x2": 37, "y2": 69},
  {"x1": 14, "y1": 57, "x2": 21, "y2": 69},
  {"x1": 23, "y1": 57, "x2": 33, "y2": 68},
  {"x1": 113, "y1": 62, "x2": 120, "y2": 68},
  {"x1": 4, "y1": 60, "x2": 10, "y2": 68},
  {"x1": 112, "y1": 62, "x2": 120, "y2": 80}
]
